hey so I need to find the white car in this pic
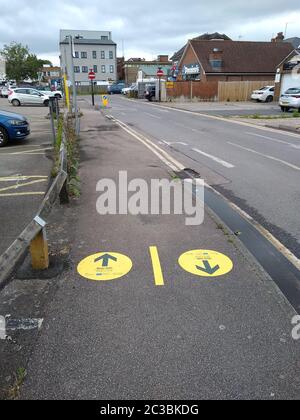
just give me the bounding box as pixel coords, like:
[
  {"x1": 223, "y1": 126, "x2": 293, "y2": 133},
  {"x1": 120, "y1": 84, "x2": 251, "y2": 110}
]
[
  {"x1": 8, "y1": 88, "x2": 50, "y2": 107},
  {"x1": 251, "y1": 86, "x2": 274, "y2": 103},
  {"x1": 35, "y1": 86, "x2": 63, "y2": 98},
  {"x1": 0, "y1": 86, "x2": 9, "y2": 98},
  {"x1": 122, "y1": 83, "x2": 137, "y2": 95},
  {"x1": 279, "y1": 87, "x2": 300, "y2": 112}
]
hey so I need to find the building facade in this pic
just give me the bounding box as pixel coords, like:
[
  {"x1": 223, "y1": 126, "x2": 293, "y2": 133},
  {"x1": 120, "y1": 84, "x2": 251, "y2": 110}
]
[
  {"x1": 123, "y1": 56, "x2": 171, "y2": 84},
  {"x1": 59, "y1": 30, "x2": 117, "y2": 85},
  {"x1": 177, "y1": 39, "x2": 294, "y2": 83},
  {"x1": 274, "y1": 49, "x2": 300, "y2": 100}
]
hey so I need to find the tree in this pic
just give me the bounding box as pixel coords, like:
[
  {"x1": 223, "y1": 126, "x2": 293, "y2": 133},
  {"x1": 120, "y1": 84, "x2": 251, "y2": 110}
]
[
  {"x1": 1, "y1": 42, "x2": 53, "y2": 83},
  {"x1": 1, "y1": 42, "x2": 29, "y2": 82}
]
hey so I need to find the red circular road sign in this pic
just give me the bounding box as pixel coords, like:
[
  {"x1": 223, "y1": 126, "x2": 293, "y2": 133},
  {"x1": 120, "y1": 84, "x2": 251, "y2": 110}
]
[
  {"x1": 88, "y1": 71, "x2": 96, "y2": 80},
  {"x1": 157, "y1": 68, "x2": 164, "y2": 77}
]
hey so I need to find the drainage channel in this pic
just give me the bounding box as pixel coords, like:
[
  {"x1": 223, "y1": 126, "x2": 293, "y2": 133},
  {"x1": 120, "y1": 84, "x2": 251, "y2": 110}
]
[{"x1": 204, "y1": 187, "x2": 300, "y2": 314}]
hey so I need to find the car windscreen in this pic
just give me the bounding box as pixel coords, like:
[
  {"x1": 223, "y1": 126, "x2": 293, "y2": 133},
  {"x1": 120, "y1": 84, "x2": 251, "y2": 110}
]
[{"x1": 285, "y1": 88, "x2": 300, "y2": 94}]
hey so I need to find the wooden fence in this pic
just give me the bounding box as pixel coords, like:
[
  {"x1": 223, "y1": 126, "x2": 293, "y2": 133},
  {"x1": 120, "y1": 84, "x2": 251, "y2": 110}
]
[
  {"x1": 166, "y1": 81, "x2": 218, "y2": 101},
  {"x1": 218, "y1": 80, "x2": 274, "y2": 102}
]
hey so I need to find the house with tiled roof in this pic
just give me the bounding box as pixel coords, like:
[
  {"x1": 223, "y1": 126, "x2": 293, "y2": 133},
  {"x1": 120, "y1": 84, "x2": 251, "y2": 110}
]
[
  {"x1": 284, "y1": 37, "x2": 300, "y2": 50},
  {"x1": 177, "y1": 39, "x2": 294, "y2": 83}
]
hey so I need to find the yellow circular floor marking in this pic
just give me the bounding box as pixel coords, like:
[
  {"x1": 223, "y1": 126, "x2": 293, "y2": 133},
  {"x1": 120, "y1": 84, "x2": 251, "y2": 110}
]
[
  {"x1": 178, "y1": 250, "x2": 233, "y2": 278},
  {"x1": 77, "y1": 252, "x2": 133, "y2": 282}
]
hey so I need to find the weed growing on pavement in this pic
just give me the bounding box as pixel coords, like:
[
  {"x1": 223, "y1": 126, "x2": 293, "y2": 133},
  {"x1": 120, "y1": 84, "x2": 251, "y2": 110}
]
[
  {"x1": 8, "y1": 367, "x2": 27, "y2": 399},
  {"x1": 65, "y1": 116, "x2": 81, "y2": 198}
]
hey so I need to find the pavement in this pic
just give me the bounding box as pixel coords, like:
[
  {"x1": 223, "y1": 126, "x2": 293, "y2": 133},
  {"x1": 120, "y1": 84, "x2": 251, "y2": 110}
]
[
  {"x1": 0, "y1": 98, "x2": 54, "y2": 255},
  {"x1": 5, "y1": 100, "x2": 297, "y2": 400}
]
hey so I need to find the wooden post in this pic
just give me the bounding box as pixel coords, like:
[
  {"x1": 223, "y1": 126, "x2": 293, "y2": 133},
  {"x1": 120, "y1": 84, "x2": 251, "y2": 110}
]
[{"x1": 30, "y1": 228, "x2": 49, "y2": 270}]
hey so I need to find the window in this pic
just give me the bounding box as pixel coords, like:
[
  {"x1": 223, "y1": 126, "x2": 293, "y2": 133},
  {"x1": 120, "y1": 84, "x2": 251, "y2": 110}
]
[
  {"x1": 82, "y1": 66, "x2": 88, "y2": 73},
  {"x1": 101, "y1": 65, "x2": 106, "y2": 73},
  {"x1": 101, "y1": 51, "x2": 105, "y2": 59},
  {"x1": 74, "y1": 66, "x2": 80, "y2": 73},
  {"x1": 74, "y1": 51, "x2": 79, "y2": 58},
  {"x1": 30, "y1": 89, "x2": 40, "y2": 96},
  {"x1": 210, "y1": 59, "x2": 223, "y2": 69},
  {"x1": 93, "y1": 65, "x2": 98, "y2": 73},
  {"x1": 81, "y1": 52, "x2": 87, "y2": 59},
  {"x1": 101, "y1": 36, "x2": 108, "y2": 40},
  {"x1": 92, "y1": 51, "x2": 97, "y2": 59},
  {"x1": 109, "y1": 51, "x2": 114, "y2": 60},
  {"x1": 110, "y1": 65, "x2": 114, "y2": 74}
]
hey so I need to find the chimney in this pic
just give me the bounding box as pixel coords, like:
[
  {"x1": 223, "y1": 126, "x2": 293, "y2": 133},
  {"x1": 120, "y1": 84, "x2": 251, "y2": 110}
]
[
  {"x1": 157, "y1": 55, "x2": 169, "y2": 63},
  {"x1": 272, "y1": 32, "x2": 284, "y2": 43}
]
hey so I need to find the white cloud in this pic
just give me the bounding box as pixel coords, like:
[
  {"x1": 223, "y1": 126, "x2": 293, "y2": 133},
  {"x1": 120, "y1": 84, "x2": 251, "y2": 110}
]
[{"x1": 0, "y1": 1, "x2": 299, "y2": 62}]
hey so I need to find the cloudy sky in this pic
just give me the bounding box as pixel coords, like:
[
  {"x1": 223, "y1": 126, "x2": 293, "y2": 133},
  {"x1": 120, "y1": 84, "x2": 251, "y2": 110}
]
[{"x1": 0, "y1": 0, "x2": 299, "y2": 65}]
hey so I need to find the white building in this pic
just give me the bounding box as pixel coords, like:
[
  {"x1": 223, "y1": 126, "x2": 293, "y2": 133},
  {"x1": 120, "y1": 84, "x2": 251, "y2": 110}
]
[
  {"x1": 59, "y1": 30, "x2": 117, "y2": 85},
  {"x1": 0, "y1": 55, "x2": 6, "y2": 81}
]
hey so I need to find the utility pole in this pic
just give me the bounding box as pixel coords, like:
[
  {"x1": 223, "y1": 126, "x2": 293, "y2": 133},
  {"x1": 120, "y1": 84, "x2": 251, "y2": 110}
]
[{"x1": 68, "y1": 36, "x2": 79, "y2": 133}]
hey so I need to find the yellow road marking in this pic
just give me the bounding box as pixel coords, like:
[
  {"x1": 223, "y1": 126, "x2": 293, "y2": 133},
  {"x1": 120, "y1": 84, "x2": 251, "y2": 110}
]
[
  {"x1": 178, "y1": 250, "x2": 233, "y2": 278},
  {"x1": 77, "y1": 252, "x2": 133, "y2": 282},
  {"x1": 149, "y1": 246, "x2": 165, "y2": 286},
  {"x1": 0, "y1": 179, "x2": 47, "y2": 193},
  {"x1": 0, "y1": 192, "x2": 45, "y2": 197}
]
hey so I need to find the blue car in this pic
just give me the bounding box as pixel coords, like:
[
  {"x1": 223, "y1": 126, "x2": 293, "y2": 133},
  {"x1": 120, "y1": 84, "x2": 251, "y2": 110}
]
[
  {"x1": 0, "y1": 109, "x2": 30, "y2": 147},
  {"x1": 108, "y1": 83, "x2": 126, "y2": 95}
]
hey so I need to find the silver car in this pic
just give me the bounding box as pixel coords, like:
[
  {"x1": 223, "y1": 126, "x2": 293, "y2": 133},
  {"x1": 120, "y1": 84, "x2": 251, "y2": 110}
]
[
  {"x1": 8, "y1": 88, "x2": 50, "y2": 107},
  {"x1": 279, "y1": 87, "x2": 300, "y2": 112}
]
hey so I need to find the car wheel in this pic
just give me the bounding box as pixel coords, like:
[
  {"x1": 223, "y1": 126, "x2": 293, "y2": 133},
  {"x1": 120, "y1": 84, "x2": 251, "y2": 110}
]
[
  {"x1": 0, "y1": 126, "x2": 9, "y2": 147},
  {"x1": 12, "y1": 99, "x2": 21, "y2": 107},
  {"x1": 44, "y1": 100, "x2": 49, "y2": 107},
  {"x1": 266, "y1": 96, "x2": 273, "y2": 103}
]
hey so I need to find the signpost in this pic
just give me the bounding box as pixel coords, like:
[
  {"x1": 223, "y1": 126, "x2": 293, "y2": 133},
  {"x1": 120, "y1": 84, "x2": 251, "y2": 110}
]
[
  {"x1": 157, "y1": 67, "x2": 164, "y2": 102},
  {"x1": 88, "y1": 70, "x2": 96, "y2": 106}
]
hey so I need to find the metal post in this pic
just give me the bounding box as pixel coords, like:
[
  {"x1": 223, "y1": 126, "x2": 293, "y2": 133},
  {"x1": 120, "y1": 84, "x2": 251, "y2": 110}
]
[
  {"x1": 159, "y1": 76, "x2": 161, "y2": 102},
  {"x1": 68, "y1": 36, "x2": 79, "y2": 133},
  {"x1": 91, "y1": 80, "x2": 95, "y2": 106},
  {"x1": 55, "y1": 97, "x2": 59, "y2": 125},
  {"x1": 49, "y1": 100, "x2": 56, "y2": 145}
]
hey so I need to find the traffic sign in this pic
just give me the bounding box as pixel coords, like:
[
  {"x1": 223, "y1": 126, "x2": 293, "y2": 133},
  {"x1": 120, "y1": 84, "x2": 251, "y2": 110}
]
[
  {"x1": 88, "y1": 70, "x2": 96, "y2": 80},
  {"x1": 157, "y1": 68, "x2": 164, "y2": 77}
]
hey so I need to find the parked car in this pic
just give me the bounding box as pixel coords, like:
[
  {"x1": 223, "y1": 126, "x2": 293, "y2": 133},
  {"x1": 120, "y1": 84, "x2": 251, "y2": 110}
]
[
  {"x1": 8, "y1": 88, "x2": 50, "y2": 107},
  {"x1": 144, "y1": 85, "x2": 156, "y2": 101},
  {"x1": 122, "y1": 83, "x2": 137, "y2": 95},
  {"x1": 251, "y1": 86, "x2": 274, "y2": 103},
  {"x1": 0, "y1": 109, "x2": 30, "y2": 147},
  {"x1": 0, "y1": 86, "x2": 9, "y2": 98},
  {"x1": 35, "y1": 86, "x2": 63, "y2": 99},
  {"x1": 279, "y1": 87, "x2": 300, "y2": 112},
  {"x1": 108, "y1": 83, "x2": 126, "y2": 94}
]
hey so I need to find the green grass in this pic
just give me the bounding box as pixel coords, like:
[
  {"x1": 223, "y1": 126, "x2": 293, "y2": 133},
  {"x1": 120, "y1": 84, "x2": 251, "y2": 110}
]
[{"x1": 238, "y1": 113, "x2": 299, "y2": 120}]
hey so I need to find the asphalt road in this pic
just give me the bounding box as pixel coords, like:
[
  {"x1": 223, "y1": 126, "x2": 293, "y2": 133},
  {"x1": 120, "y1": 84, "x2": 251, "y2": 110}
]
[
  {"x1": 0, "y1": 99, "x2": 53, "y2": 255},
  {"x1": 102, "y1": 96, "x2": 300, "y2": 259}
]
